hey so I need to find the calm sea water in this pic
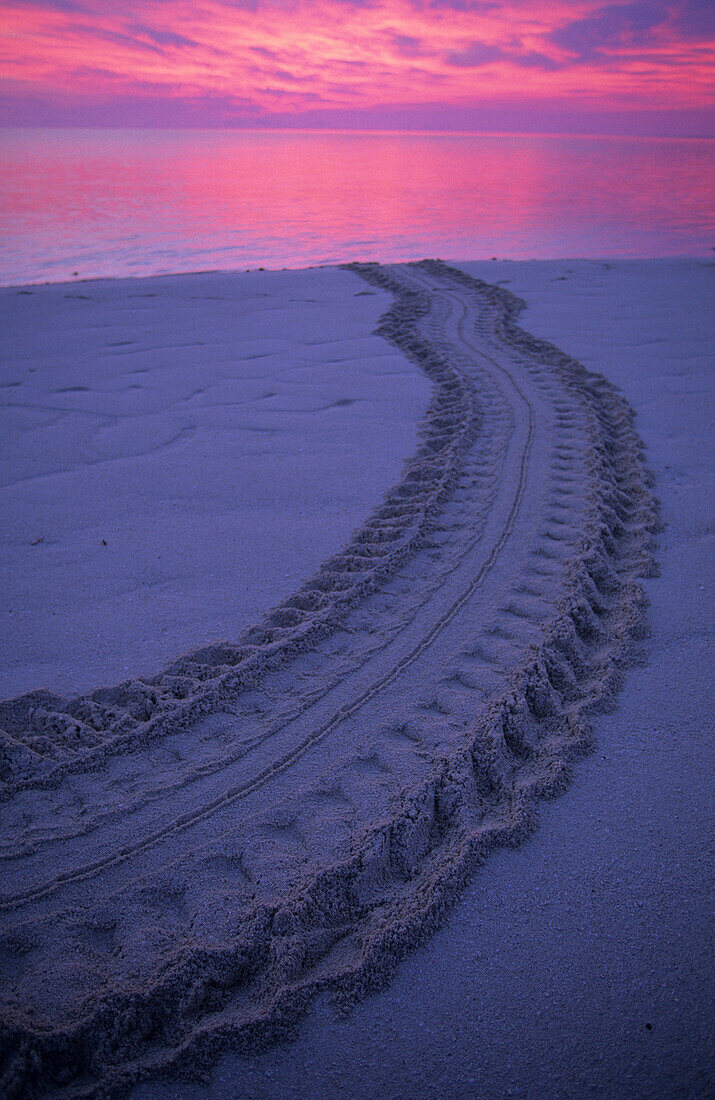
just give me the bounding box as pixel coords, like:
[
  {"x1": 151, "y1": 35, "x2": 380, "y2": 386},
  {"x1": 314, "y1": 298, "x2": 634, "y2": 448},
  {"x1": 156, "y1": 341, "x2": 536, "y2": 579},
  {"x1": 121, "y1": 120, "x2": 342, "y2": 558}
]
[{"x1": 0, "y1": 129, "x2": 712, "y2": 285}]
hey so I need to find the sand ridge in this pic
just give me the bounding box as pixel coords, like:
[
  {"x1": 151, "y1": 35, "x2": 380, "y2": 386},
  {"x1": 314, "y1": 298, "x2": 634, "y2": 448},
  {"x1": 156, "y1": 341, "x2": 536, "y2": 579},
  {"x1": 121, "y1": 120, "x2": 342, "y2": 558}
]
[
  {"x1": 0, "y1": 262, "x2": 658, "y2": 1097},
  {"x1": 0, "y1": 272, "x2": 477, "y2": 799}
]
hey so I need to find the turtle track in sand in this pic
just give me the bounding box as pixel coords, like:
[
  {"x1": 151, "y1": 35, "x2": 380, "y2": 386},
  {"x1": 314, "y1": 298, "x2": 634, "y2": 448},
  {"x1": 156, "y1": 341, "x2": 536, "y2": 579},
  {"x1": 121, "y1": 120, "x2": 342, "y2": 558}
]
[{"x1": 0, "y1": 261, "x2": 658, "y2": 1098}]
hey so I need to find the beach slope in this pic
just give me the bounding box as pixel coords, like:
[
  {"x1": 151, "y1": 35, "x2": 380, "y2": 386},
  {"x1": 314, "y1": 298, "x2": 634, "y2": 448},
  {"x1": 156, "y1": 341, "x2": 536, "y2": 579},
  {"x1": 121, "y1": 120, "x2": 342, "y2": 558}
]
[{"x1": 0, "y1": 260, "x2": 709, "y2": 1098}]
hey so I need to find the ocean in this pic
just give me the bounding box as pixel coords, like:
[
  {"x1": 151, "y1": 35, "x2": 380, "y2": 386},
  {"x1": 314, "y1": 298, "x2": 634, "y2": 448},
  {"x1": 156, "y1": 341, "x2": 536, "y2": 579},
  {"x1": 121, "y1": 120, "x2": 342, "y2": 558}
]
[{"x1": 0, "y1": 128, "x2": 712, "y2": 285}]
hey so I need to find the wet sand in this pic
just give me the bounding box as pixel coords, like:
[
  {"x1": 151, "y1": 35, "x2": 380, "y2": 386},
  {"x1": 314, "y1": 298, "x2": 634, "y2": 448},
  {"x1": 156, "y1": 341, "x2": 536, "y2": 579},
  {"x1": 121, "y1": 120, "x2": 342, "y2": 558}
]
[{"x1": 0, "y1": 260, "x2": 711, "y2": 1098}]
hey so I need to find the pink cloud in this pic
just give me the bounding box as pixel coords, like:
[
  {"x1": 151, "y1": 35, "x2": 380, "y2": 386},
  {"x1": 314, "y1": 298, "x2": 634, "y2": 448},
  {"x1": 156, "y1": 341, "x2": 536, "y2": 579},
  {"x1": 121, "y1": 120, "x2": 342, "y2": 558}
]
[{"x1": 0, "y1": 0, "x2": 712, "y2": 131}]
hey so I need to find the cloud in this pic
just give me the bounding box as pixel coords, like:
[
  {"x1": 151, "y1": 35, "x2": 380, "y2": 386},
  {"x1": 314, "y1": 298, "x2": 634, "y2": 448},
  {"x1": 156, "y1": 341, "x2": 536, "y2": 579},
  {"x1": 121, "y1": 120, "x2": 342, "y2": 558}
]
[
  {"x1": 672, "y1": 0, "x2": 715, "y2": 38},
  {"x1": 444, "y1": 39, "x2": 562, "y2": 71},
  {"x1": 444, "y1": 40, "x2": 504, "y2": 66},
  {"x1": 514, "y1": 50, "x2": 561, "y2": 70},
  {"x1": 390, "y1": 32, "x2": 424, "y2": 55},
  {"x1": 132, "y1": 26, "x2": 201, "y2": 50},
  {"x1": 0, "y1": 0, "x2": 712, "y2": 132},
  {"x1": 422, "y1": 1, "x2": 501, "y2": 10},
  {"x1": 551, "y1": 2, "x2": 668, "y2": 59},
  {"x1": 5, "y1": 0, "x2": 87, "y2": 9}
]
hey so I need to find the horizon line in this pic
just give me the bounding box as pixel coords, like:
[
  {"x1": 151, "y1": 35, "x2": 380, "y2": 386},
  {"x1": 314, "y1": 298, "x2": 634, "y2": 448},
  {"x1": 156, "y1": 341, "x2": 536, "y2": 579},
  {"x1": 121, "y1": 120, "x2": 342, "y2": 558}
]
[{"x1": 2, "y1": 124, "x2": 713, "y2": 142}]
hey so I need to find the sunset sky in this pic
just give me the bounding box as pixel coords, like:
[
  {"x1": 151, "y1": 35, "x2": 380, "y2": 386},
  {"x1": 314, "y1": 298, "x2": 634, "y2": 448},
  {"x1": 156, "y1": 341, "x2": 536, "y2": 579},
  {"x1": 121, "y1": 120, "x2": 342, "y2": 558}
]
[{"x1": 1, "y1": 0, "x2": 713, "y2": 134}]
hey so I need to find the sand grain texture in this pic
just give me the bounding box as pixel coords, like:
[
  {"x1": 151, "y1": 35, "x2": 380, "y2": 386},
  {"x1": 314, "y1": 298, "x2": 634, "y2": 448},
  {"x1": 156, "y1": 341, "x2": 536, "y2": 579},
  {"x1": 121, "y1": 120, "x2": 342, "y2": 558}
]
[{"x1": 0, "y1": 262, "x2": 660, "y2": 1097}]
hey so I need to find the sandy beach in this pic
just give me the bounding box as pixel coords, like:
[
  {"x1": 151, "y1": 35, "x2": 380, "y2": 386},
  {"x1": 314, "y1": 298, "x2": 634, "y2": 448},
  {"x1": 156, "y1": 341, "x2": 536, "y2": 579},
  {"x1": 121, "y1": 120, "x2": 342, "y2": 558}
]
[
  {"x1": 0, "y1": 269, "x2": 430, "y2": 699},
  {"x1": 0, "y1": 259, "x2": 711, "y2": 1099}
]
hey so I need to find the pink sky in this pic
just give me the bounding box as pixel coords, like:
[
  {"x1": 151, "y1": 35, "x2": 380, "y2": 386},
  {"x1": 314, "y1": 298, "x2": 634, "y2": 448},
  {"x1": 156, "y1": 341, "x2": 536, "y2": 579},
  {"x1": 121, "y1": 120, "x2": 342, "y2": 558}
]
[{"x1": 1, "y1": 0, "x2": 713, "y2": 133}]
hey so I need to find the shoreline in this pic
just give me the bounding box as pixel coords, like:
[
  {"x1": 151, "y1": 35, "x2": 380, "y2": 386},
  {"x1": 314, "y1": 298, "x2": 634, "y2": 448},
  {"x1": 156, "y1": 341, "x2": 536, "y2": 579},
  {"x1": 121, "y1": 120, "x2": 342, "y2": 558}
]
[
  {"x1": 0, "y1": 259, "x2": 711, "y2": 1098},
  {"x1": 1, "y1": 253, "x2": 711, "y2": 292}
]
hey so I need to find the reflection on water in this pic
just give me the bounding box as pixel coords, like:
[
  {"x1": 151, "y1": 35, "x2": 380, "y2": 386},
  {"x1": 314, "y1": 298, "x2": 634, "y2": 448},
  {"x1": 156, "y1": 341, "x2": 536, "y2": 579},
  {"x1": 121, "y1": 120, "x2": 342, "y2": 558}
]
[{"x1": 0, "y1": 129, "x2": 712, "y2": 284}]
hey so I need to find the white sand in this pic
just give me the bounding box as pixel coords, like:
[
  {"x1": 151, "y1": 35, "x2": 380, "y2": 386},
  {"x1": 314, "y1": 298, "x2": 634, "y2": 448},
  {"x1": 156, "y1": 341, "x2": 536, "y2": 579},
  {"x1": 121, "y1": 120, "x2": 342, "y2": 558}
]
[
  {"x1": 0, "y1": 259, "x2": 711, "y2": 1099},
  {"x1": 183, "y1": 259, "x2": 713, "y2": 1100},
  {"x1": 0, "y1": 269, "x2": 429, "y2": 697}
]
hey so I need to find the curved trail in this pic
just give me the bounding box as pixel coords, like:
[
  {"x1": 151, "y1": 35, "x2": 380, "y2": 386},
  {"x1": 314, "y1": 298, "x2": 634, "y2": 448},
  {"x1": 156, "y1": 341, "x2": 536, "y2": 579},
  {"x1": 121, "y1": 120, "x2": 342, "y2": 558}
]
[{"x1": 0, "y1": 262, "x2": 658, "y2": 1098}]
